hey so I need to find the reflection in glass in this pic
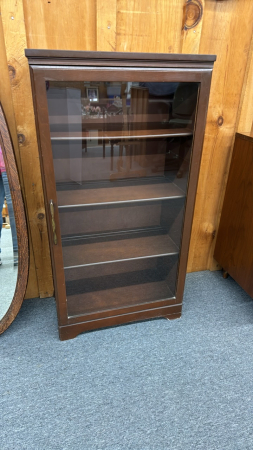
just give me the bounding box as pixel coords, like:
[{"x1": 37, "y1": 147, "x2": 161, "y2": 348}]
[
  {"x1": 0, "y1": 145, "x2": 18, "y2": 319},
  {"x1": 46, "y1": 81, "x2": 199, "y2": 317}
]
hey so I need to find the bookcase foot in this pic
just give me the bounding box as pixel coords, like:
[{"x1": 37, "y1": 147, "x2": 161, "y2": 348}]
[{"x1": 165, "y1": 311, "x2": 182, "y2": 321}]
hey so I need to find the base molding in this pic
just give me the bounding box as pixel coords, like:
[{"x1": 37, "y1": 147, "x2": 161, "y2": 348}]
[{"x1": 59, "y1": 304, "x2": 182, "y2": 340}]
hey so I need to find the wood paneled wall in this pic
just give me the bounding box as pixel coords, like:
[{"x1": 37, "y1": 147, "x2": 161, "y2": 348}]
[{"x1": 0, "y1": 0, "x2": 253, "y2": 298}]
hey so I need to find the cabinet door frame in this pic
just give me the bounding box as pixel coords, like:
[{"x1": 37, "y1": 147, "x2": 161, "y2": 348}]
[{"x1": 28, "y1": 61, "x2": 213, "y2": 336}]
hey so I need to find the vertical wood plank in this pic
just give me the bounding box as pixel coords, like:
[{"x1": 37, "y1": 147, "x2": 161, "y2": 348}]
[
  {"x1": 181, "y1": 0, "x2": 205, "y2": 54},
  {"x1": 0, "y1": 16, "x2": 22, "y2": 180},
  {"x1": 22, "y1": 0, "x2": 96, "y2": 50},
  {"x1": 0, "y1": 14, "x2": 39, "y2": 299},
  {"x1": 116, "y1": 0, "x2": 185, "y2": 53},
  {"x1": 97, "y1": 0, "x2": 117, "y2": 51},
  {"x1": 1, "y1": 0, "x2": 54, "y2": 298},
  {"x1": 237, "y1": 32, "x2": 253, "y2": 134},
  {"x1": 187, "y1": 0, "x2": 253, "y2": 272}
]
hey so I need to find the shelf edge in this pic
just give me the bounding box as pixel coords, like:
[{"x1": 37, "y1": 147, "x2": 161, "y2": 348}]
[{"x1": 64, "y1": 252, "x2": 179, "y2": 270}]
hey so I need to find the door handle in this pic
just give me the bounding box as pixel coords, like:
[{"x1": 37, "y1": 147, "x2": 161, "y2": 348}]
[{"x1": 50, "y1": 200, "x2": 58, "y2": 245}]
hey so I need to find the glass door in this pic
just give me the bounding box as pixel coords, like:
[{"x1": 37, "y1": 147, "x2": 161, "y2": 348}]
[{"x1": 45, "y1": 80, "x2": 199, "y2": 318}]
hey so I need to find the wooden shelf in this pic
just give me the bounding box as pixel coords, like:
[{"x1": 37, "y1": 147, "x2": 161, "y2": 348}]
[
  {"x1": 50, "y1": 128, "x2": 193, "y2": 141},
  {"x1": 67, "y1": 279, "x2": 174, "y2": 317},
  {"x1": 63, "y1": 233, "x2": 179, "y2": 268},
  {"x1": 57, "y1": 181, "x2": 185, "y2": 208},
  {"x1": 49, "y1": 113, "x2": 171, "y2": 125}
]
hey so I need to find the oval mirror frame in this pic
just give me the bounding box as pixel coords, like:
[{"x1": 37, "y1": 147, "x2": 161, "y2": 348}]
[{"x1": 0, "y1": 103, "x2": 29, "y2": 334}]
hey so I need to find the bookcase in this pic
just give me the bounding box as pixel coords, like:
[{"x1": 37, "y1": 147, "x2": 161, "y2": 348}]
[{"x1": 26, "y1": 50, "x2": 215, "y2": 340}]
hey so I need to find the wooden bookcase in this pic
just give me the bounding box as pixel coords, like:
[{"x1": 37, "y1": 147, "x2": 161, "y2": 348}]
[
  {"x1": 214, "y1": 132, "x2": 253, "y2": 296},
  {"x1": 26, "y1": 50, "x2": 215, "y2": 340}
]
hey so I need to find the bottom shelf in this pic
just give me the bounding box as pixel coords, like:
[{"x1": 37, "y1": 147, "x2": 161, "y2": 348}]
[
  {"x1": 67, "y1": 280, "x2": 174, "y2": 317},
  {"x1": 65, "y1": 255, "x2": 178, "y2": 317}
]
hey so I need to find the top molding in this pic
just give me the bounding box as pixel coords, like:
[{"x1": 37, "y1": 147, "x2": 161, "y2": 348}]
[{"x1": 25, "y1": 49, "x2": 216, "y2": 69}]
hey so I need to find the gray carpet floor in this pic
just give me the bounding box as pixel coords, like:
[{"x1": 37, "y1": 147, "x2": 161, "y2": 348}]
[{"x1": 1, "y1": 270, "x2": 253, "y2": 450}]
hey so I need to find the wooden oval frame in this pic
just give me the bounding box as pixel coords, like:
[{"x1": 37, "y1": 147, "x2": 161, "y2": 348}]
[{"x1": 0, "y1": 103, "x2": 29, "y2": 335}]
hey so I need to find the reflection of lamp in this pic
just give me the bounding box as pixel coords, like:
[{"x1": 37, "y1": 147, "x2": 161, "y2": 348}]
[{"x1": 87, "y1": 88, "x2": 99, "y2": 102}]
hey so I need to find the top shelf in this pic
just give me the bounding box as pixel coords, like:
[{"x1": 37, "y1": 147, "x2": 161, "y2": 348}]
[{"x1": 50, "y1": 128, "x2": 193, "y2": 141}]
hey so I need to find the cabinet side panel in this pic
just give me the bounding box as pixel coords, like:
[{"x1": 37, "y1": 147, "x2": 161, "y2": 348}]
[
  {"x1": 176, "y1": 71, "x2": 213, "y2": 304},
  {"x1": 214, "y1": 135, "x2": 253, "y2": 298}
]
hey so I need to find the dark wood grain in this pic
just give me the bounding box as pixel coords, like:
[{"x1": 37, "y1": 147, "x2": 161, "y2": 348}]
[
  {"x1": 59, "y1": 304, "x2": 182, "y2": 340},
  {"x1": 27, "y1": 50, "x2": 215, "y2": 339},
  {"x1": 174, "y1": 69, "x2": 213, "y2": 306},
  {"x1": 214, "y1": 133, "x2": 253, "y2": 297},
  {"x1": 67, "y1": 279, "x2": 174, "y2": 317},
  {"x1": 62, "y1": 233, "x2": 179, "y2": 268},
  {"x1": 25, "y1": 49, "x2": 216, "y2": 63},
  {"x1": 0, "y1": 103, "x2": 29, "y2": 335},
  {"x1": 57, "y1": 182, "x2": 185, "y2": 207},
  {"x1": 235, "y1": 132, "x2": 253, "y2": 142}
]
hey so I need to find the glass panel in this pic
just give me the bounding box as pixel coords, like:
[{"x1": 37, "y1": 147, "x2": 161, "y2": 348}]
[
  {"x1": 59, "y1": 198, "x2": 184, "y2": 266},
  {"x1": 66, "y1": 255, "x2": 179, "y2": 317},
  {"x1": 46, "y1": 81, "x2": 199, "y2": 317}
]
